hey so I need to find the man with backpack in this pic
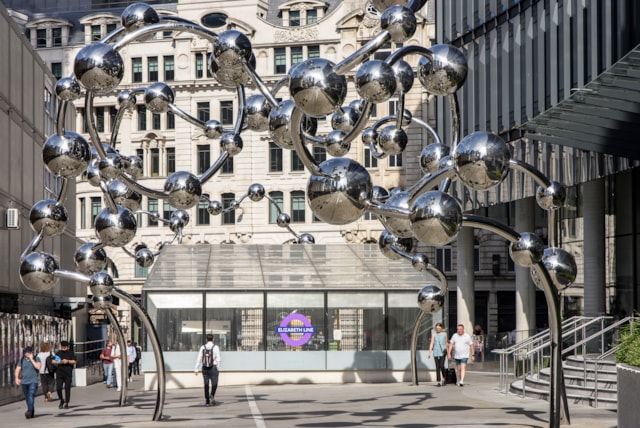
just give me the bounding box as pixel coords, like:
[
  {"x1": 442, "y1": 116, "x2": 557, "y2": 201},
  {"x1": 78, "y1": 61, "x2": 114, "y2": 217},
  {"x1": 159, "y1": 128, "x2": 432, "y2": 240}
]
[{"x1": 194, "y1": 334, "x2": 221, "y2": 407}]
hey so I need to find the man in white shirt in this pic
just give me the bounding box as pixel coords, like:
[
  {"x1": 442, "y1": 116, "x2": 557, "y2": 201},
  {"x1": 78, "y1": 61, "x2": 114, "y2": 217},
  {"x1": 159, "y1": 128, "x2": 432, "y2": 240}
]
[
  {"x1": 447, "y1": 324, "x2": 474, "y2": 387},
  {"x1": 194, "y1": 334, "x2": 221, "y2": 407},
  {"x1": 126, "y1": 340, "x2": 136, "y2": 382}
]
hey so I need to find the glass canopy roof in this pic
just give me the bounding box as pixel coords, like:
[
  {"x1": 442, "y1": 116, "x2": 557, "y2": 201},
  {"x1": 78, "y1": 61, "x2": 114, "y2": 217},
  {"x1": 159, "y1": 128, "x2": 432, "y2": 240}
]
[{"x1": 143, "y1": 244, "x2": 439, "y2": 291}]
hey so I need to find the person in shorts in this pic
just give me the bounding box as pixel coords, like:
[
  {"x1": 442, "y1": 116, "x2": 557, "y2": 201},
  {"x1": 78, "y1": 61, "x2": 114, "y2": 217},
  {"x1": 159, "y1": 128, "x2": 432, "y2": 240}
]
[{"x1": 447, "y1": 324, "x2": 474, "y2": 386}]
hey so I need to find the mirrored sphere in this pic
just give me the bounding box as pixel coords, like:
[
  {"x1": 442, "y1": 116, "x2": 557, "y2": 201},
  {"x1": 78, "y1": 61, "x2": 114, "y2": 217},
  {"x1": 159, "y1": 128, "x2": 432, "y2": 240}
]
[
  {"x1": 289, "y1": 58, "x2": 348, "y2": 117},
  {"x1": 248, "y1": 183, "x2": 266, "y2": 202},
  {"x1": 121, "y1": 2, "x2": 160, "y2": 32},
  {"x1": 30, "y1": 199, "x2": 68, "y2": 237},
  {"x1": 205, "y1": 120, "x2": 223, "y2": 139},
  {"x1": 89, "y1": 271, "x2": 114, "y2": 298},
  {"x1": 307, "y1": 158, "x2": 372, "y2": 225},
  {"x1": 372, "y1": 185, "x2": 390, "y2": 203},
  {"x1": 135, "y1": 246, "x2": 155, "y2": 268},
  {"x1": 213, "y1": 29, "x2": 253, "y2": 68},
  {"x1": 377, "y1": 125, "x2": 408, "y2": 155},
  {"x1": 420, "y1": 143, "x2": 450, "y2": 174},
  {"x1": 410, "y1": 191, "x2": 462, "y2": 246},
  {"x1": 20, "y1": 251, "x2": 59, "y2": 292},
  {"x1": 379, "y1": 191, "x2": 413, "y2": 238},
  {"x1": 170, "y1": 209, "x2": 190, "y2": 228},
  {"x1": 371, "y1": 0, "x2": 408, "y2": 11},
  {"x1": 392, "y1": 60, "x2": 415, "y2": 93},
  {"x1": 209, "y1": 53, "x2": 255, "y2": 87},
  {"x1": 164, "y1": 171, "x2": 202, "y2": 209},
  {"x1": 99, "y1": 153, "x2": 126, "y2": 180},
  {"x1": 418, "y1": 44, "x2": 468, "y2": 96},
  {"x1": 94, "y1": 206, "x2": 137, "y2": 247},
  {"x1": 117, "y1": 89, "x2": 137, "y2": 110},
  {"x1": 245, "y1": 94, "x2": 270, "y2": 132},
  {"x1": 331, "y1": 107, "x2": 360, "y2": 132},
  {"x1": 418, "y1": 284, "x2": 445, "y2": 313},
  {"x1": 42, "y1": 132, "x2": 91, "y2": 178},
  {"x1": 87, "y1": 159, "x2": 101, "y2": 187},
  {"x1": 355, "y1": 59, "x2": 397, "y2": 103},
  {"x1": 361, "y1": 127, "x2": 379, "y2": 146},
  {"x1": 326, "y1": 130, "x2": 350, "y2": 157},
  {"x1": 277, "y1": 213, "x2": 291, "y2": 227},
  {"x1": 380, "y1": 6, "x2": 417, "y2": 43},
  {"x1": 74, "y1": 42, "x2": 125, "y2": 94},
  {"x1": 169, "y1": 216, "x2": 185, "y2": 233},
  {"x1": 349, "y1": 99, "x2": 365, "y2": 114},
  {"x1": 536, "y1": 181, "x2": 566, "y2": 210},
  {"x1": 220, "y1": 132, "x2": 243, "y2": 157},
  {"x1": 378, "y1": 229, "x2": 413, "y2": 260},
  {"x1": 454, "y1": 131, "x2": 511, "y2": 190},
  {"x1": 297, "y1": 233, "x2": 315, "y2": 244},
  {"x1": 411, "y1": 253, "x2": 429, "y2": 272},
  {"x1": 269, "y1": 100, "x2": 296, "y2": 149},
  {"x1": 108, "y1": 179, "x2": 142, "y2": 212},
  {"x1": 510, "y1": 233, "x2": 545, "y2": 267},
  {"x1": 74, "y1": 242, "x2": 108, "y2": 275},
  {"x1": 208, "y1": 200, "x2": 223, "y2": 215},
  {"x1": 144, "y1": 82, "x2": 175, "y2": 114},
  {"x1": 542, "y1": 248, "x2": 577, "y2": 291},
  {"x1": 55, "y1": 77, "x2": 82, "y2": 102},
  {"x1": 126, "y1": 155, "x2": 143, "y2": 178},
  {"x1": 92, "y1": 295, "x2": 113, "y2": 310}
]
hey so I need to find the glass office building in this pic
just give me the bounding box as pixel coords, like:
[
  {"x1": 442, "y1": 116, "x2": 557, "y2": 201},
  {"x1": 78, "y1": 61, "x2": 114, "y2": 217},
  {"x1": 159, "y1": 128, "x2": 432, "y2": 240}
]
[{"x1": 142, "y1": 244, "x2": 443, "y2": 374}]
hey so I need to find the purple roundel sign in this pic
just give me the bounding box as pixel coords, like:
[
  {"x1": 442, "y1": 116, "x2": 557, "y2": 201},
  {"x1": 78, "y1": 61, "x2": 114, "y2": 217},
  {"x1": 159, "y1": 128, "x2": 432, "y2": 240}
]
[{"x1": 276, "y1": 313, "x2": 316, "y2": 347}]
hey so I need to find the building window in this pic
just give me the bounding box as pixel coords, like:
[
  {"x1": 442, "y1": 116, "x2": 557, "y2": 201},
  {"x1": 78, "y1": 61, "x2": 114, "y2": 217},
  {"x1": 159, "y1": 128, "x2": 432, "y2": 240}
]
[
  {"x1": 474, "y1": 240, "x2": 480, "y2": 273},
  {"x1": 195, "y1": 53, "x2": 204, "y2": 78},
  {"x1": 197, "y1": 144, "x2": 210, "y2": 174},
  {"x1": 269, "y1": 142, "x2": 283, "y2": 172},
  {"x1": 80, "y1": 198, "x2": 86, "y2": 229},
  {"x1": 313, "y1": 146, "x2": 326, "y2": 164},
  {"x1": 148, "y1": 56, "x2": 158, "y2": 81},
  {"x1": 91, "y1": 197, "x2": 101, "y2": 226},
  {"x1": 388, "y1": 153, "x2": 403, "y2": 167},
  {"x1": 107, "y1": 23, "x2": 117, "y2": 34},
  {"x1": 289, "y1": 10, "x2": 300, "y2": 26},
  {"x1": 197, "y1": 200, "x2": 210, "y2": 225},
  {"x1": 274, "y1": 48, "x2": 286, "y2": 74},
  {"x1": 291, "y1": 46, "x2": 303, "y2": 66},
  {"x1": 307, "y1": 9, "x2": 318, "y2": 25},
  {"x1": 91, "y1": 25, "x2": 101, "y2": 41},
  {"x1": 164, "y1": 55, "x2": 174, "y2": 81},
  {"x1": 197, "y1": 102, "x2": 210, "y2": 122},
  {"x1": 51, "y1": 63, "x2": 62, "y2": 79},
  {"x1": 388, "y1": 98, "x2": 398, "y2": 116},
  {"x1": 269, "y1": 191, "x2": 283, "y2": 223},
  {"x1": 152, "y1": 113, "x2": 161, "y2": 129},
  {"x1": 308, "y1": 45, "x2": 320, "y2": 59},
  {"x1": 95, "y1": 107, "x2": 105, "y2": 132},
  {"x1": 167, "y1": 111, "x2": 175, "y2": 129},
  {"x1": 132, "y1": 57, "x2": 142, "y2": 82},
  {"x1": 36, "y1": 29, "x2": 47, "y2": 48},
  {"x1": 220, "y1": 101, "x2": 233, "y2": 125},
  {"x1": 364, "y1": 146, "x2": 378, "y2": 168},
  {"x1": 166, "y1": 147, "x2": 175, "y2": 174},
  {"x1": 135, "y1": 263, "x2": 149, "y2": 277},
  {"x1": 222, "y1": 193, "x2": 235, "y2": 224},
  {"x1": 435, "y1": 246, "x2": 452, "y2": 272},
  {"x1": 137, "y1": 105, "x2": 147, "y2": 130},
  {"x1": 52, "y1": 28, "x2": 62, "y2": 47},
  {"x1": 136, "y1": 148, "x2": 144, "y2": 175},
  {"x1": 291, "y1": 190, "x2": 305, "y2": 223},
  {"x1": 222, "y1": 157, "x2": 234, "y2": 174},
  {"x1": 150, "y1": 148, "x2": 160, "y2": 177},
  {"x1": 291, "y1": 150, "x2": 305, "y2": 172},
  {"x1": 109, "y1": 106, "x2": 117, "y2": 131},
  {"x1": 148, "y1": 198, "x2": 158, "y2": 226},
  {"x1": 163, "y1": 200, "x2": 173, "y2": 225}
]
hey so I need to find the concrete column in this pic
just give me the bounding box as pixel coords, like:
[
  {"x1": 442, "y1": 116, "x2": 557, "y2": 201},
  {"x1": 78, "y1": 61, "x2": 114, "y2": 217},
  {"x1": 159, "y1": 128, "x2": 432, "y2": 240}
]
[
  {"x1": 583, "y1": 178, "x2": 606, "y2": 316},
  {"x1": 456, "y1": 226, "x2": 475, "y2": 330},
  {"x1": 515, "y1": 197, "x2": 536, "y2": 341}
]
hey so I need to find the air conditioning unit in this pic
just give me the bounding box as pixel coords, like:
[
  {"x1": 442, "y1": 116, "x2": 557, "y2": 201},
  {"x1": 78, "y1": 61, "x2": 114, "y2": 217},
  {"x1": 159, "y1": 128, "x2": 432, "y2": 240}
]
[{"x1": 6, "y1": 208, "x2": 19, "y2": 229}]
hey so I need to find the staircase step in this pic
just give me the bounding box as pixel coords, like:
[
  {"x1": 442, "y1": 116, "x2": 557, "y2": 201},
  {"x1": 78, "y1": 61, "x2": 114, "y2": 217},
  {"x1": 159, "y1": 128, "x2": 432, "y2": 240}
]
[{"x1": 510, "y1": 378, "x2": 618, "y2": 409}]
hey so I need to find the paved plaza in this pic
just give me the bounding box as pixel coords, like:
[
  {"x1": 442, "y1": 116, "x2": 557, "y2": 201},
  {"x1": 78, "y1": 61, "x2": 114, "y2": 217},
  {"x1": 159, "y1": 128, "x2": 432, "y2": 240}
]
[{"x1": 2, "y1": 372, "x2": 617, "y2": 427}]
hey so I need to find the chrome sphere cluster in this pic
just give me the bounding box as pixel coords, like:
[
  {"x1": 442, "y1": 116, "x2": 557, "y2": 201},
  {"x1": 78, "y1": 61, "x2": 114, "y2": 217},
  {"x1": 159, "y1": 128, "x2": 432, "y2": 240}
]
[{"x1": 19, "y1": 1, "x2": 577, "y2": 321}]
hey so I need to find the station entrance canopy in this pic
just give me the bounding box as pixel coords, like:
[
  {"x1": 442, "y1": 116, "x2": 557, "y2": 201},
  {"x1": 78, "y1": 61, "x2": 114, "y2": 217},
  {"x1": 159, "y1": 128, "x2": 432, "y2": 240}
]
[{"x1": 143, "y1": 244, "x2": 438, "y2": 291}]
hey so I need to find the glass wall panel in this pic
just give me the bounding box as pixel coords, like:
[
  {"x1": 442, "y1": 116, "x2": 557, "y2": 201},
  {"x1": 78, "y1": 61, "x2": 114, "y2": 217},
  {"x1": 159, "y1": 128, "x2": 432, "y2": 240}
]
[
  {"x1": 387, "y1": 292, "x2": 422, "y2": 350},
  {"x1": 147, "y1": 293, "x2": 203, "y2": 352},
  {"x1": 205, "y1": 293, "x2": 264, "y2": 352}
]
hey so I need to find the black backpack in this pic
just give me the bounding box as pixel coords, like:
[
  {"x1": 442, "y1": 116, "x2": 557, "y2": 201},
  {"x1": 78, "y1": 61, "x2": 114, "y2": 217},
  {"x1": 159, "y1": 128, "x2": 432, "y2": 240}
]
[
  {"x1": 45, "y1": 351, "x2": 57, "y2": 375},
  {"x1": 202, "y1": 346, "x2": 214, "y2": 368}
]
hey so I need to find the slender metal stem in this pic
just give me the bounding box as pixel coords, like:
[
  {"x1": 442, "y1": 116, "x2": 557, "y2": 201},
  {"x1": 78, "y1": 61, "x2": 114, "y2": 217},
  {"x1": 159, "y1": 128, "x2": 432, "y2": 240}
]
[
  {"x1": 113, "y1": 22, "x2": 218, "y2": 51},
  {"x1": 56, "y1": 100, "x2": 68, "y2": 136},
  {"x1": 113, "y1": 287, "x2": 166, "y2": 421},
  {"x1": 290, "y1": 107, "x2": 322, "y2": 176},
  {"x1": 199, "y1": 151, "x2": 230, "y2": 185},
  {"x1": 104, "y1": 307, "x2": 128, "y2": 407},
  {"x1": 333, "y1": 30, "x2": 391, "y2": 75},
  {"x1": 85, "y1": 91, "x2": 107, "y2": 159}
]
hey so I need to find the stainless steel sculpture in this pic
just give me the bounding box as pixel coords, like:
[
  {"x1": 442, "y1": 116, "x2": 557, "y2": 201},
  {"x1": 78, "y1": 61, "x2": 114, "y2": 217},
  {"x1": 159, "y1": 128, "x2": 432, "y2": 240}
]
[{"x1": 19, "y1": 1, "x2": 576, "y2": 426}]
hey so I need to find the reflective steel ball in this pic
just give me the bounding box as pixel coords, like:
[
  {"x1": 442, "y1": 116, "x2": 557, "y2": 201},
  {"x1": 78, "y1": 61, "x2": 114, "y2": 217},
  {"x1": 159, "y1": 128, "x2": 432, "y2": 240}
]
[
  {"x1": 509, "y1": 233, "x2": 545, "y2": 267},
  {"x1": 380, "y1": 6, "x2": 417, "y2": 43},
  {"x1": 371, "y1": 0, "x2": 409, "y2": 12},
  {"x1": 372, "y1": 185, "x2": 390, "y2": 202},
  {"x1": 454, "y1": 131, "x2": 511, "y2": 191},
  {"x1": 89, "y1": 271, "x2": 114, "y2": 298},
  {"x1": 355, "y1": 59, "x2": 397, "y2": 104},
  {"x1": 392, "y1": 60, "x2": 415, "y2": 93},
  {"x1": 248, "y1": 183, "x2": 266, "y2": 202},
  {"x1": 418, "y1": 284, "x2": 445, "y2": 313},
  {"x1": 410, "y1": 190, "x2": 462, "y2": 246},
  {"x1": 213, "y1": 29, "x2": 253, "y2": 68},
  {"x1": 209, "y1": 54, "x2": 255, "y2": 87},
  {"x1": 289, "y1": 58, "x2": 348, "y2": 117},
  {"x1": 164, "y1": 171, "x2": 202, "y2": 209},
  {"x1": 379, "y1": 191, "x2": 413, "y2": 238},
  {"x1": 420, "y1": 143, "x2": 450, "y2": 175},
  {"x1": 117, "y1": 89, "x2": 137, "y2": 110},
  {"x1": 418, "y1": 44, "x2": 468, "y2": 96},
  {"x1": 277, "y1": 213, "x2": 291, "y2": 227},
  {"x1": 377, "y1": 125, "x2": 408, "y2": 155},
  {"x1": 55, "y1": 77, "x2": 82, "y2": 102},
  {"x1": 42, "y1": 132, "x2": 91, "y2": 178},
  {"x1": 411, "y1": 253, "x2": 429, "y2": 271},
  {"x1": 145, "y1": 82, "x2": 175, "y2": 114},
  {"x1": 331, "y1": 107, "x2": 360, "y2": 132},
  {"x1": 542, "y1": 248, "x2": 578, "y2": 291},
  {"x1": 220, "y1": 133, "x2": 243, "y2": 157},
  {"x1": 378, "y1": 229, "x2": 413, "y2": 260},
  {"x1": 269, "y1": 100, "x2": 296, "y2": 149},
  {"x1": 74, "y1": 242, "x2": 108, "y2": 275},
  {"x1": 92, "y1": 294, "x2": 113, "y2": 310},
  {"x1": 20, "y1": 251, "x2": 59, "y2": 292},
  {"x1": 297, "y1": 233, "x2": 315, "y2": 244},
  {"x1": 208, "y1": 200, "x2": 223, "y2": 216},
  {"x1": 536, "y1": 181, "x2": 566, "y2": 210},
  {"x1": 205, "y1": 120, "x2": 223, "y2": 139},
  {"x1": 245, "y1": 94, "x2": 271, "y2": 132},
  {"x1": 99, "y1": 153, "x2": 126, "y2": 181},
  {"x1": 94, "y1": 206, "x2": 137, "y2": 247},
  {"x1": 126, "y1": 155, "x2": 143, "y2": 179},
  {"x1": 326, "y1": 130, "x2": 350, "y2": 157},
  {"x1": 121, "y1": 2, "x2": 160, "y2": 32},
  {"x1": 108, "y1": 179, "x2": 142, "y2": 212},
  {"x1": 30, "y1": 199, "x2": 69, "y2": 237},
  {"x1": 135, "y1": 246, "x2": 155, "y2": 268},
  {"x1": 74, "y1": 42, "x2": 125, "y2": 94}
]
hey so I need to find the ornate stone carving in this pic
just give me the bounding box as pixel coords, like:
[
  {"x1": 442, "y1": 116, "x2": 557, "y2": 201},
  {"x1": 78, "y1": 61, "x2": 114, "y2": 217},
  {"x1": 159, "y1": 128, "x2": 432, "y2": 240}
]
[{"x1": 274, "y1": 28, "x2": 319, "y2": 42}]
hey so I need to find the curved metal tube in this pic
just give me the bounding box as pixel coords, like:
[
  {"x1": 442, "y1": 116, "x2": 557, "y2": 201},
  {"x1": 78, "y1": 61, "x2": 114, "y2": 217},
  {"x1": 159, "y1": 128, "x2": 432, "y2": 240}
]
[
  {"x1": 118, "y1": 172, "x2": 168, "y2": 200},
  {"x1": 386, "y1": 45, "x2": 433, "y2": 66},
  {"x1": 363, "y1": 199, "x2": 411, "y2": 219},
  {"x1": 113, "y1": 287, "x2": 166, "y2": 421},
  {"x1": 56, "y1": 100, "x2": 68, "y2": 137},
  {"x1": 290, "y1": 107, "x2": 322, "y2": 176},
  {"x1": 509, "y1": 159, "x2": 552, "y2": 188},
  {"x1": 333, "y1": 30, "x2": 390, "y2": 75},
  {"x1": 410, "y1": 311, "x2": 428, "y2": 385},
  {"x1": 232, "y1": 84, "x2": 247, "y2": 135},
  {"x1": 21, "y1": 231, "x2": 44, "y2": 259},
  {"x1": 113, "y1": 21, "x2": 218, "y2": 51},
  {"x1": 448, "y1": 93, "x2": 461, "y2": 152},
  {"x1": 104, "y1": 306, "x2": 129, "y2": 407},
  {"x1": 199, "y1": 151, "x2": 230, "y2": 185},
  {"x1": 85, "y1": 91, "x2": 108, "y2": 160},
  {"x1": 411, "y1": 117, "x2": 442, "y2": 147},
  {"x1": 168, "y1": 103, "x2": 208, "y2": 131},
  {"x1": 244, "y1": 62, "x2": 280, "y2": 107},
  {"x1": 55, "y1": 178, "x2": 70, "y2": 206},
  {"x1": 406, "y1": 166, "x2": 457, "y2": 205}
]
